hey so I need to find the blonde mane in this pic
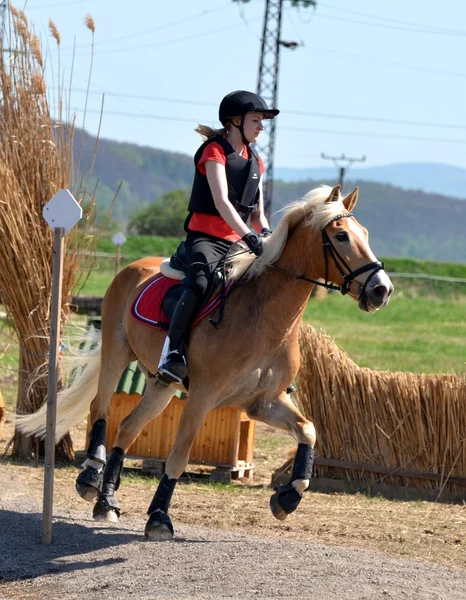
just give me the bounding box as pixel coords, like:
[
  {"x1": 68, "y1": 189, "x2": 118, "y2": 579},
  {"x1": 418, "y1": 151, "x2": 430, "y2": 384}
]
[{"x1": 228, "y1": 185, "x2": 348, "y2": 281}]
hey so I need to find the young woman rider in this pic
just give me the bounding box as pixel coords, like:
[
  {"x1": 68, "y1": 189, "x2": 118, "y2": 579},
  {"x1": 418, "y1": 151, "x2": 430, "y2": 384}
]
[{"x1": 157, "y1": 90, "x2": 280, "y2": 383}]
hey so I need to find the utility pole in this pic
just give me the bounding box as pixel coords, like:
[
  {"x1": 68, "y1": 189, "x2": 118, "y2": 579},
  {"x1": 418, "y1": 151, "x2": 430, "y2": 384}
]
[
  {"x1": 321, "y1": 153, "x2": 366, "y2": 189},
  {"x1": 256, "y1": 0, "x2": 315, "y2": 218}
]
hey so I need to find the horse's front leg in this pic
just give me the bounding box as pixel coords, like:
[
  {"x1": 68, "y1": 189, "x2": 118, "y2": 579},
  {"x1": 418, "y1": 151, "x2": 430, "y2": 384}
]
[
  {"x1": 144, "y1": 390, "x2": 215, "y2": 541},
  {"x1": 76, "y1": 345, "x2": 132, "y2": 501},
  {"x1": 249, "y1": 391, "x2": 316, "y2": 521},
  {"x1": 93, "y1": 377, "x2": 175, "y2": 522}
]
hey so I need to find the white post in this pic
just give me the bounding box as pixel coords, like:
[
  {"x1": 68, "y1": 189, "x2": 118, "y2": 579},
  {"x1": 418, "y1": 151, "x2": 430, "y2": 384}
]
[
  {"x1": 111, "y1": 232, "x2": 126, "y2": 276},
  {"x1": 42, "y1": 189, "x2": 82, "y2": 545},
  {"x1": 42, "y1": 227, "x2": 65, "y2": 545}
]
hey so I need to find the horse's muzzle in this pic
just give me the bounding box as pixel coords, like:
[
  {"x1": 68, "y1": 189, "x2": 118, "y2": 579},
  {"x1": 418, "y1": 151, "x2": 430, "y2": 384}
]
[{"x1": 358, "y1": 271, "x2": 394, "y2": 313}]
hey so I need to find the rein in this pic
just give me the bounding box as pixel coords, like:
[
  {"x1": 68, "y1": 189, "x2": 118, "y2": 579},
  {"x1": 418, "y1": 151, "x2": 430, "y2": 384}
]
[{"x1": 271, "y1": 212, "x2": 384, "y2": 297}]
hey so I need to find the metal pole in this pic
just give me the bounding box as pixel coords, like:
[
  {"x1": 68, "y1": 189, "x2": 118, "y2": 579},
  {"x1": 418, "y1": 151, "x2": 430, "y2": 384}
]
[
  {"x1": 42, "y1": 227, "x2": 65, "y2": 545},
  {"x1": 321, "y1": 153, "x2": 366, "y2": 190},
  {"x1": 256, "y1": 0, "x2": 283, "y2": 219},
  {"x1": 115, "y1": 245, "x2": 121, "y2": 276}
]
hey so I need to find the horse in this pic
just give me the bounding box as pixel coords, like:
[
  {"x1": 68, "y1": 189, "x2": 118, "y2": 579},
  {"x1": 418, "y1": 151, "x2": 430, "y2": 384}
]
[{"x1": 17, "y1": 184, "x2": 394, "y2": 540}]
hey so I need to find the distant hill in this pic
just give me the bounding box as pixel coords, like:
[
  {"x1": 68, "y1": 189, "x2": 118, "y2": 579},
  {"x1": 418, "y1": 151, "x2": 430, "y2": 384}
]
[
  {"x1": 275, "y1": 163, "x2": 466, "y2": 200},
  {"x1": 76, "y1": 131, "x2": 466, "y2": 263}
]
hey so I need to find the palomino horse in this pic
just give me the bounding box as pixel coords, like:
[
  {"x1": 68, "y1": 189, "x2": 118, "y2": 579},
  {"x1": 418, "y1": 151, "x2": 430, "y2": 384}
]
[{"x1": 18, "y1": 185, "x2": 393, "y2": 540}]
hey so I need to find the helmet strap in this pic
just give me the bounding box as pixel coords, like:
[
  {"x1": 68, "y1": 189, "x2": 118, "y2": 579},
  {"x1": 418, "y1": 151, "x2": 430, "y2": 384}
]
[{"x1": 230, "y1": 114, "x2": 250, "y2": 146}]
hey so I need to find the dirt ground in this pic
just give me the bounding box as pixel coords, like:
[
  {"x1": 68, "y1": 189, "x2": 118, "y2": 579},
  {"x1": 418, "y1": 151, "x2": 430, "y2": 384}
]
[{"x1": 1, "y1": 417, "x2": 466, "y2": 599}]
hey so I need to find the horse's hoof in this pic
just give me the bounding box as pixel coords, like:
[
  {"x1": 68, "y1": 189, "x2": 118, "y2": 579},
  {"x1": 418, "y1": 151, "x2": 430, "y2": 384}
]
[
  {"x1": 94, "y1": 510, "x2": 119, "y2": 523},
  {"x1": 270, "y1": 492, "x2": 288, "y2": 521},
  {"x1": 76, "y1": 467, "x2": 103, "y2": 502},
  {"x1": 144, "y1": 509, "x2": 174, "y2": 541},
  {"x1": 93, "y1": 496, "x2": 120, "y2": 522}
]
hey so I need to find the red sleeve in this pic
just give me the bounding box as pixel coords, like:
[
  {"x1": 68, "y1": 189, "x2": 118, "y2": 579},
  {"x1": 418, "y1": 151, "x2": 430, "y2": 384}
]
[
  {"x1": 197, "y1": 142, "x2": 226, "y2": 175},
  {"x1": 258, "y1": 155, "x2": 265, "y2": 175}
]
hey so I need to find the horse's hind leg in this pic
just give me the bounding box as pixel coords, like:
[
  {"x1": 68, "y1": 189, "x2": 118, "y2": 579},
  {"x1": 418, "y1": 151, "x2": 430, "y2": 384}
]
[
  {"x1": 93, "y1": 374, "x2": 176, "y2": 523},
  {"x1": 249, "y1": 391, "x2": 316, "y2": 521},
  {"x1": 144, "y1": 390, "x2": 215, "y2": 541},
  {"x1": 76, "y1": 327, "x2": 134, "y2": 502}
]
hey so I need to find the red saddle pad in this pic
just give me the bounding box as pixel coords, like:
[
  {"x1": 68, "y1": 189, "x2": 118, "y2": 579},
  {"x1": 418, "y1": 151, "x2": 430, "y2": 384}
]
[{"x1": 131, "y1": 273, "x2": 234, "y2": 331}]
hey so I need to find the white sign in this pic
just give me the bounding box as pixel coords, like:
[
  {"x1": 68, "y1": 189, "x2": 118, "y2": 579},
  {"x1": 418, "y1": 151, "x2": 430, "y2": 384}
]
[
  {"x1": 112, "y1": 232, "x2": 126, "y2": 247},
  {"x1": 43, "y1": 189, "x2": 82, "y2": 233}
]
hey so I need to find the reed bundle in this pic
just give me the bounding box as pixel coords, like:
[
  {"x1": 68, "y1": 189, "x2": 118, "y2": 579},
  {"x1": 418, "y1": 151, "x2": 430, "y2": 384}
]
[
  {"x1": 0, "y1": 6, "x2": 99, "y2": 458},
  {"x1": 296, "y1": 325, "x2": 466, "y2": 492}
]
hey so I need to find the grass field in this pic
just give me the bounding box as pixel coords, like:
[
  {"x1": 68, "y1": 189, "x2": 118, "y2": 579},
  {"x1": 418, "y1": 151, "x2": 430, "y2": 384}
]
[{"x1": 2, "y1": 242, "x2": 466, "y2": 411}]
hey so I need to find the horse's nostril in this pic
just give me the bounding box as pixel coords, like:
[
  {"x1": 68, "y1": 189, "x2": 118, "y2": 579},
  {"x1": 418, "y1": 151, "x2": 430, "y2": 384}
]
[{"x1": 373, "y1": 285, "x2": 387, "y2": 298}]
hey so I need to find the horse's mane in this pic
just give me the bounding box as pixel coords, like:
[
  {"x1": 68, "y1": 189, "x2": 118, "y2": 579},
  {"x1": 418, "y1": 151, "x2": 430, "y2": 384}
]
[{"x1": 228, "y1": 185, "x2": 348, "y2": 281}]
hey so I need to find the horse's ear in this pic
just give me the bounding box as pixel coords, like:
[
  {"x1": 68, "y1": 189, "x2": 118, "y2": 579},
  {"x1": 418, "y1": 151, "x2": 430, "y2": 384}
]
[
  {"x1": 343, "y1": 187, "x2": 359, "y2": 211},
  {"x1": 326, "y1": 184, "x2": 341, "y2": 203}
]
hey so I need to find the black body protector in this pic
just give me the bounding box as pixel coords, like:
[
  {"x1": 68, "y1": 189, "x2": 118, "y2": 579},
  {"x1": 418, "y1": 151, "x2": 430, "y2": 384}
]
[{"x1": 187, "y1": 136, "x2": 261, "y2": 226}]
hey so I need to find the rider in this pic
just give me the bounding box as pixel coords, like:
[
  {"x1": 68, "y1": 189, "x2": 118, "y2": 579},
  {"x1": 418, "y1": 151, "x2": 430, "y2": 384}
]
[{"x1": 158, "y1": 90, "x2": 280, "y2": 383}]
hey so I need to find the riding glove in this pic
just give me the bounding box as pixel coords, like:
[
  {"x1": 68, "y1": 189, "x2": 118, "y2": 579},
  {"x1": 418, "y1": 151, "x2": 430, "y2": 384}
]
[
  {"x1": 260, "y1": 227, "x2": 272, "y2": 238},
  {"x1": 242, "y1": 232, "x2": 264, "y2": 256}
]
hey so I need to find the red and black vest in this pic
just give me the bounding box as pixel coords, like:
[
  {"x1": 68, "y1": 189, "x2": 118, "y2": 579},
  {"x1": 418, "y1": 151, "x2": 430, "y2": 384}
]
[{"x1": 187, "y1": 136, "x2": 261, "y2": 224}]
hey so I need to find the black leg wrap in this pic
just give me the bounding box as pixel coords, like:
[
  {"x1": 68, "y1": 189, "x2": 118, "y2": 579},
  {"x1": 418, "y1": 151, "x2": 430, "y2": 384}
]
[
  {"x1": 76, "y1": 465, "x2": 103, "y2": 492},
  {"x1": 145, "y1": 509, "x2": 174, "y2": 537},
  {"x1": 87, "y1": 418, "x2": 107, "y2": 464},
  {"x1": 273, "y1": 444, "x2": 314, "y2": 516},
  {"x1": 93, "y1": 494, "x2": 121, "y2": 519},
  {"x1": 273, "y1": 483, "x2": 304, "y2": 515},
  {"x1": 147, "y1": 474, "x2": 177, "y2": 515},
  {"x1": 291, "y1": 443, "x2": 314, "y2": 482},
  {"x1": 101, "y1": 446, "x2": 125, "y2": 496}
]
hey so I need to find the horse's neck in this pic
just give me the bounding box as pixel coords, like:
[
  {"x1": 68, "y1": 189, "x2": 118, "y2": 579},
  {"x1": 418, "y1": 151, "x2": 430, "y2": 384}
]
[{"x1": 254, "y1": 226, "x2": 321, "y2": 327}]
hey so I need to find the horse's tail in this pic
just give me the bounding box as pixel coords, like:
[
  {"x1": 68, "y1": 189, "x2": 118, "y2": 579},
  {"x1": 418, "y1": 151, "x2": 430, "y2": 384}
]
[{"x1": 16, "y1": 332, "x2": 102, "y2": 442}]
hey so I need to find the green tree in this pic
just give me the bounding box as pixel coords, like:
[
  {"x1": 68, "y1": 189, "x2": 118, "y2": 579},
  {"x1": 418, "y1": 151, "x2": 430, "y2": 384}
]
[{"x1": 128, "y1": 189, "x2": 189, "y2": 236}]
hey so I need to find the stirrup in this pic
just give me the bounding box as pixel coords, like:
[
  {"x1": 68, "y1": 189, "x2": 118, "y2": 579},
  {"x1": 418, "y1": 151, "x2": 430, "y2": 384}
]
[{"x1": 158, "y1": 350, "x2": 188, "y2": 383}]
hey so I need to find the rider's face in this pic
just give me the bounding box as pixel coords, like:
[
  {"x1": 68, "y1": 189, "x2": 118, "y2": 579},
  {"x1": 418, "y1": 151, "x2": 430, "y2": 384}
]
[{"x1": 242, "y1": 112, "x2": 265, "y2": 143}]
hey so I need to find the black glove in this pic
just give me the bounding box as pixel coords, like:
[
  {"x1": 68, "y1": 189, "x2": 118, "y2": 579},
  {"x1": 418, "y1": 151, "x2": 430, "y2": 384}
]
[
  {"x1": 260, "y1": 227, "x2": 272, "y2": 238},
  {"x1": 242, "y1": 232, "x2": 264, "y2": 257}
]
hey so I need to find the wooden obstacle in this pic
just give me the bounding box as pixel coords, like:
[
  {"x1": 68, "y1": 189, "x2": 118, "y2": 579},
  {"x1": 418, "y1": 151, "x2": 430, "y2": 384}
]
[{"x1": 86, "y1": 390, "x2": 256, "y2": 483}]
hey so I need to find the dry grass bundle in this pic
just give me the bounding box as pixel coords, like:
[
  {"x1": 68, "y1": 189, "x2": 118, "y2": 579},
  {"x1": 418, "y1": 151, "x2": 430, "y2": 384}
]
[
  {"x1": 0, "y1": 6, "x2": 100, "y2": 459},
  {"x1": 295, "y1": 325, "x2": 466, "y2": 493}
]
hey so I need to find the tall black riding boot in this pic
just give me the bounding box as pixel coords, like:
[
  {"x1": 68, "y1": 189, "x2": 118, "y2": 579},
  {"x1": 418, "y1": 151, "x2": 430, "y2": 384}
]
[{"x1": 158, "y1": 287, "x2": 199, "y2": 383}]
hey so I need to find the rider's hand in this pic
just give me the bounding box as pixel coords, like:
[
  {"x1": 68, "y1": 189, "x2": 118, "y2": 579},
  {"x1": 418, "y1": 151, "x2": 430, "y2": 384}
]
[
  {"x1": 260, "y1": 227, "x2": 272, "y2": 238},
  {"x1": 242, "y1": 232, "x2": 264, "y2": 257}
]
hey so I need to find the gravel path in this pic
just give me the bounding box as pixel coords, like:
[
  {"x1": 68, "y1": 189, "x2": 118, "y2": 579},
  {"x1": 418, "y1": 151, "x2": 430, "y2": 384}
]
[{"x1": 1, "y1": 497, "x2": 465, "y2": 600}]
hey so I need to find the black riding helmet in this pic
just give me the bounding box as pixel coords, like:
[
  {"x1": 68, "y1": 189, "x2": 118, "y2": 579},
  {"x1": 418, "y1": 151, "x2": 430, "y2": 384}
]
[{"x1": 219, "y1": 90, "x2": 280, "y2": 145}]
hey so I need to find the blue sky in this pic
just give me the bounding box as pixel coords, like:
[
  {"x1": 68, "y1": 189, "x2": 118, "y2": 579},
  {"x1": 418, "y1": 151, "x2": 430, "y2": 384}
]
[{"x1": 17, "y1": 0, "x2": 466, "y2": 170}]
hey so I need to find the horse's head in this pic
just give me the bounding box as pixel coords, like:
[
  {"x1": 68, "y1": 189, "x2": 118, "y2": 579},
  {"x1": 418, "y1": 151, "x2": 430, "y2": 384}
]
[
  {"x1": 227, "y1": 184, "x2": 393, "y2": 313},
  {"x1": 317, "y1": 185, "x2": 393, "y2": 312}
]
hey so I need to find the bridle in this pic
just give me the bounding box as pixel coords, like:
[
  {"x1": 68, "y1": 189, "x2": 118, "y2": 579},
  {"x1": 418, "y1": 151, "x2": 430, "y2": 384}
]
[{"x1": 270, "y1": 212, "x2": 384, "y2": 298}]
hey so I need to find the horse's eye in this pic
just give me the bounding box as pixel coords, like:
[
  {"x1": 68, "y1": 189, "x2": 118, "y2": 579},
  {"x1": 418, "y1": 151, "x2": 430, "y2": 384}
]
[{"x1": 335, "y1": 232, "x2": 349, "y2": 242}]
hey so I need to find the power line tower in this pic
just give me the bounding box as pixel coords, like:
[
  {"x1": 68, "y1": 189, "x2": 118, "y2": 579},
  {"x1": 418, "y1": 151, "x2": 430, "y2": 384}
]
[
  {"x1": 256, "y1": 0, "x2": 283, "y2": 218},
  {"x1": 256, "y1": 0, "x2": 315, "y2": 218},
  {"x1": 321, "y1": 152, "x2": 366, "y2": 189}
]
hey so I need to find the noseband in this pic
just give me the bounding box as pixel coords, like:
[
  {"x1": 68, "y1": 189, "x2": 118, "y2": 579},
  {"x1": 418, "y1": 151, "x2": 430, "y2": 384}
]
[{"x1": 271, "y1": 212, "x2": 384, "y2": 298}]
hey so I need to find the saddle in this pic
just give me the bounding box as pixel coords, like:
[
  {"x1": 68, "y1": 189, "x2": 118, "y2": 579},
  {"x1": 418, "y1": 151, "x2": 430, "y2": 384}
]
[
  {"x1": 159, "y1": 241, "x2": 224, "y2": 319},
  {"x1": 131, "y1": 241, "x2": 229, "y2": 331}
]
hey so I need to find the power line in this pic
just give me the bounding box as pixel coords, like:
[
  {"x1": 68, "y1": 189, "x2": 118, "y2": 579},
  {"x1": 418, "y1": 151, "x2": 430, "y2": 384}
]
[
  {"x1": 66, "y1": 89, "x2": 466, "y2": 132},
  {"x1": 321, "y1": 153, "x2": 366, "y2": 188},
  {"x1": 318, "y1": 2, "x2": 466, "y2": 37},
  {"x1": 59, "y1": 18, "x2": 262, "y2": 57},
  {"x1": 301, "y1": 44, "x2": 466, "y2": 80},
  {"x1": 62, "y1": 3, "x2": 232, "y2": 50},
  {"x1": 28, "y1": 0, "x2": 89, "y2": 10},
  {"x1": 314, "y1": 11, "x2": 466, "y2": 38},
  {"x1": 71, "y1": 108, "x2": 466, "y2": 145}
]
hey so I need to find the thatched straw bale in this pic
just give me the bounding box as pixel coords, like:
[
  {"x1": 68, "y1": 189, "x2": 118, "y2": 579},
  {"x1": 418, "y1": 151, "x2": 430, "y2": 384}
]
[
  {"x1": 0, "y1": 5, "x2": 101, "y2": 459},
  {"x1": 295, "y1": 325, "x2": 466, "y2": 492}
]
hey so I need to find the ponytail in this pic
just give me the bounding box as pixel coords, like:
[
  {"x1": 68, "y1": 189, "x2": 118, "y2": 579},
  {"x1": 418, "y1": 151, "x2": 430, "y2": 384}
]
[{"x1": 195, "y1": 124, "x2": 227, "y2": 140}]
